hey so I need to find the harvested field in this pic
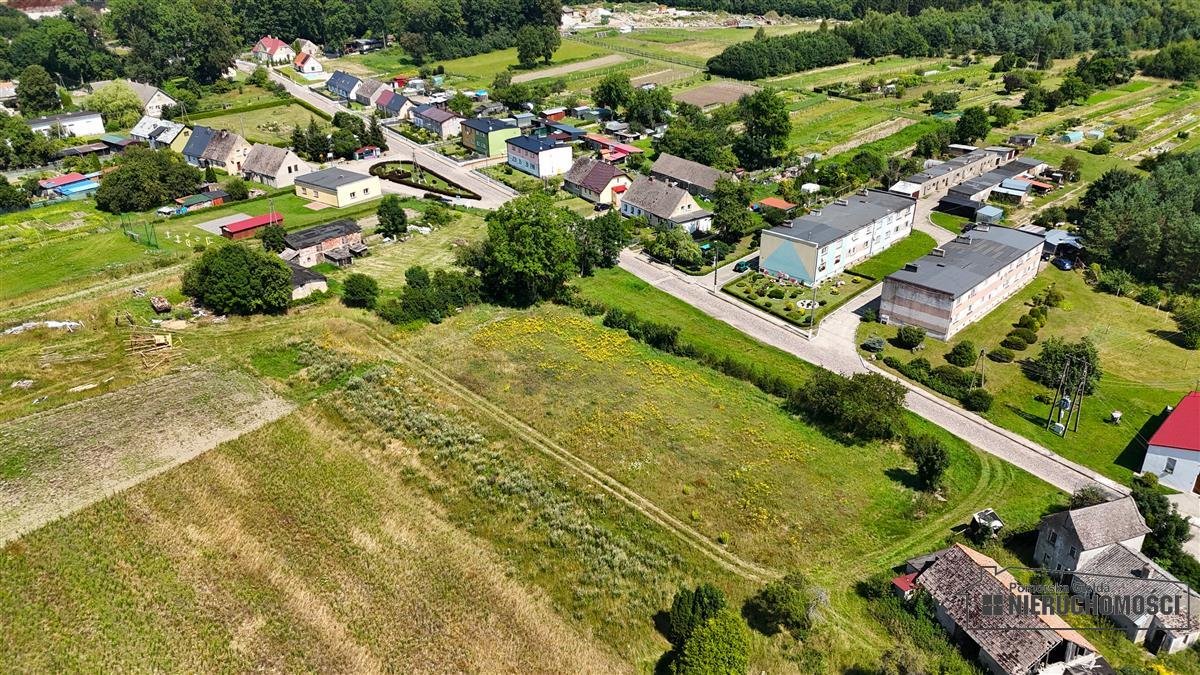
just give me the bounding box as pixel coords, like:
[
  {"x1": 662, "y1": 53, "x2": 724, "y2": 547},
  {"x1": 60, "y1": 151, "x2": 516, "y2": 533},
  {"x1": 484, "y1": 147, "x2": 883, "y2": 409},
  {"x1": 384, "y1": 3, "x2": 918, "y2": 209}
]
[
  {"x1": 512, "y1": 54, "x2": 626, "y2": 83},
  {"x1": 0, "y1": 405, "x2": 627, "y2": 671},
  {"x1": 674, "y1": 81, "x2": 758, "y2": 108},
  {"x1": 0, "y1": 367, "x2": 292, "y2": 542},
  {"x1": 631, "y1": 68, "x2": 694, "y2": 87}
]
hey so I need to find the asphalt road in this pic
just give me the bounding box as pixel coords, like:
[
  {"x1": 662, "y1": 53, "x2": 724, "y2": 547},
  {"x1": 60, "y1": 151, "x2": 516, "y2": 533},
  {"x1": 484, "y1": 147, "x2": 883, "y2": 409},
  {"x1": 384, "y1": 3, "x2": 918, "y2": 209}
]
[{"x1": 237, "y1": 61, "x2": 519, "y2": 209}]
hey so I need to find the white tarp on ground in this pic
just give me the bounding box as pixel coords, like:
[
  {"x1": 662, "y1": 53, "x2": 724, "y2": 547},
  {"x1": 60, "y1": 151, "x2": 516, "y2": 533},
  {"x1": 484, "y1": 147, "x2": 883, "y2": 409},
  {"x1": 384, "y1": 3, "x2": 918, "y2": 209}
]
[
  {"x1": 192, "y1": 212, "x2": 250, "y2": 235},
  {"x1": 3, "y1": 320, "x2": 83, "y2": 335}
]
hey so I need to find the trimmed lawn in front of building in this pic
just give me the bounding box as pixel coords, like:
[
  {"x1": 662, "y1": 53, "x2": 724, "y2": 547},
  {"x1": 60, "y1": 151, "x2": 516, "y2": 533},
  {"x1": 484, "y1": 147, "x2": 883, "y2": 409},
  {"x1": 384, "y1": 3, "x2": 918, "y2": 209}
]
[
  {"x1": 929, "y1": 211, "x2": 969, "y2": 234},
  {"x1": 857, "y1": 268, "x2": 1194, "y2": 485},
  {"x1": 848, "y1": 231, "x2": 937, "y2": 281}
]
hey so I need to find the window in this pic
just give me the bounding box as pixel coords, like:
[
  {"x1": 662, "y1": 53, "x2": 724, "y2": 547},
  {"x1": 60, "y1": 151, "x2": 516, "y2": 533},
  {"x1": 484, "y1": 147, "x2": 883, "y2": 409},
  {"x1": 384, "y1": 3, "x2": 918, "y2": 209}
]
[
  {"x1": 363, "y1": 188, "x2": 370, "y2": 195},
  {"x1": 1167, "y1": 458, "x2": 1177, "y2": 474},
  {"x1": 1069, "y1": 546, "x2": 1076, "y2": 558},
  {"x1": 350, "y1": 191, "x2": 357, "y2": 198},
  {"x1": 1048, "y1": 531, "x2": 1058, "y2": 545}
]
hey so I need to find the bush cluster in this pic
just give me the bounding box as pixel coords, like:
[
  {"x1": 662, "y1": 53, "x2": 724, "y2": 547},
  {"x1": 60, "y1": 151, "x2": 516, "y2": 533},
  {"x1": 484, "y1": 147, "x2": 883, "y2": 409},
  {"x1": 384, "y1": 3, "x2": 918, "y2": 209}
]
[{"x1": 884, "y1": 355, "x2": 991, "y2": 411}]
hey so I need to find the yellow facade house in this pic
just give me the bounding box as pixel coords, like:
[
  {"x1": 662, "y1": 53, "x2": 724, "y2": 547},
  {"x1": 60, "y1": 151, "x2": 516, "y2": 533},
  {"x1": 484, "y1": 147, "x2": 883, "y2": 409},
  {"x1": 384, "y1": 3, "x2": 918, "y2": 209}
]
[{"x1": 293, "y1": 167, "x2": 382, "y2": 208}]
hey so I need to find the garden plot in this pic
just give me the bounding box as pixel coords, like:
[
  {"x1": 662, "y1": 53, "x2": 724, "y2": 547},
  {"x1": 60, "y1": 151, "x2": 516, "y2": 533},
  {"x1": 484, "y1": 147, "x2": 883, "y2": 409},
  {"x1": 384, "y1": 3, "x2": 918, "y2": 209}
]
[
  {"x1": 0, "y1": 367, "x2": 292, "y2": 542},
  {"x1": 674, "y1": 81, "x2": 758, "y2": 108},
  {"x1": 511, "y1": 54, "x2": 626, "y2": 83},
  {"x1": 332, "y1": 213, "x2": 485, "y2": 290}
]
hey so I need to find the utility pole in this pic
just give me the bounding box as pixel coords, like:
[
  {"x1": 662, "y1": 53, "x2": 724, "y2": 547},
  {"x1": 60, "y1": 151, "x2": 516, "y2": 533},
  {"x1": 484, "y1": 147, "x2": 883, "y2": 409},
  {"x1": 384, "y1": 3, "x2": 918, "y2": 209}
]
[
  {"x1": 1071, "y1": 364, "x2": 1089, "y2": 433},
  {"x1": 973, "y1": 348, "x2": 986, "y2": 388},
  {"x1": 711, "y1": 253, "x2": 718, "y2": 291},
  {"x1": 1045, "y1": 357, "x2": 1072, "y2": 431},
  {"x1": 810, "y1": 281, "x2": 819, "y2": 335}
]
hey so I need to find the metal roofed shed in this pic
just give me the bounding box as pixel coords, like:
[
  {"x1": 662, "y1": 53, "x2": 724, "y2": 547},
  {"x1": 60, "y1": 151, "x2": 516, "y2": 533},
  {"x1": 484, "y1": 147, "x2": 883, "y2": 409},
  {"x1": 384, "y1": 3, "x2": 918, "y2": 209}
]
[
  {"x1": 975, "y1": 205, "x2": 1004, "y2": 224},
  {"x1": 283, "y1": 219, "x2": 362, "y2": 251}
]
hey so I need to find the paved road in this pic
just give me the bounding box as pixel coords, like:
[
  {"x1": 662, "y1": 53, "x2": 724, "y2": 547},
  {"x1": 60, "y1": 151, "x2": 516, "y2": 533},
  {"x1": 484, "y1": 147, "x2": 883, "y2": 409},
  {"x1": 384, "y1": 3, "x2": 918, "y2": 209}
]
[
  {"x1": 237, "y1": 61, "x2": 519, "y2": 210},
  {"x1": 619, "y1": 248, "x2": 1129, "y2": 498}
]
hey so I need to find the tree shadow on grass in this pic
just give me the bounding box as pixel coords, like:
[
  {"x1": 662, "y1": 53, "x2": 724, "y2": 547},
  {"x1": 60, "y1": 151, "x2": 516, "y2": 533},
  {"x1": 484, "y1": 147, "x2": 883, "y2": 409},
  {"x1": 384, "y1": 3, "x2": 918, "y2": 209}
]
[
  {"x1": 1114, "y1": 406, "x2": 1170, "y2": 474},
  {"x1": 884, "y1": 466, "x2": 924, "y2": 491},
  {"x1": 1004, "y1": 401, "x2": 1050, "y2": 431},
  {"x1": 1149, "y1": 328, "x2": 1192, "y2": 350}
]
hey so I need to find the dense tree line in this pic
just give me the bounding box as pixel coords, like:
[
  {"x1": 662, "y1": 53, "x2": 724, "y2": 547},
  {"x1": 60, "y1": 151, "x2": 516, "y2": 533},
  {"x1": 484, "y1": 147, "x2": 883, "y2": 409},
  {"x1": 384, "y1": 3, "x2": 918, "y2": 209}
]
[
  {"x1": 566, "y1": 0, "x2": 977, "y2": 21},
  {"x1": 233, "y1": 0, "x2": 562, "y2": 64},
  {"x1": 707, "y1": 29, "x2": 851, "y2": 80},
  {"x1": 1140, "y1": 40, "x2": 1200, "y2": 80},
  {"x1": 1076, "y1": 153, "x2": 1200, "y2": 293},
  {"x1": 708, "y1": 0, "x2": 1200, "y2": 80}
]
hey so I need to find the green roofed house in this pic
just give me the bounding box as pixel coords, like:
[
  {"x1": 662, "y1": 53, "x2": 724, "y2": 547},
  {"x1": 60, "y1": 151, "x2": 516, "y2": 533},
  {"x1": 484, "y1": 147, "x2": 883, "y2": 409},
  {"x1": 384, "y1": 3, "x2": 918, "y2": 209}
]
[{"x1": 460, "y1": 117, "x2": 519, "y2": 157}]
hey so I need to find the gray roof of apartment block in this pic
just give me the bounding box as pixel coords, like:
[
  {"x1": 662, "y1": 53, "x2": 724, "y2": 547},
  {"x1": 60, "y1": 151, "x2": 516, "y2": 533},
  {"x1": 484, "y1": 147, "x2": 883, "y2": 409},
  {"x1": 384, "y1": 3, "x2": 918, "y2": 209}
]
[
  {"x1": 885, "y1": 225, "x2": 1044, "y2": 298},
  {"x1": 763, "y1": 189, "x2": 915, "y2": 247}
]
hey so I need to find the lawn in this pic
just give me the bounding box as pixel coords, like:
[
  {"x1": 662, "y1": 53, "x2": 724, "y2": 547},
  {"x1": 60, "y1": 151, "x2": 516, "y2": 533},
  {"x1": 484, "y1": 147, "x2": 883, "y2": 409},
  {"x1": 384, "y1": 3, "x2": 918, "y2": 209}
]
[
  {"x1": 848, "y1": 231, "x2": 937, "y2": 280},
  {"x1": 787, "y1": 98, "x2": 895, "y2": 152},
  {"x1": 929, "y1": 211, "x2": 969, "y2": 234},
  {"x1": 858, "y1": 268, "x2": 1194, "y2": 485},
  {"x1": 192, "y1": 83, "x2": 280, "y2": 114},
  {"x1": 200, "y1": 104, "x2": 327, "y2": 145},
  {"x1": 578, "y1": 24, "x2": 818, "y2": 67}
]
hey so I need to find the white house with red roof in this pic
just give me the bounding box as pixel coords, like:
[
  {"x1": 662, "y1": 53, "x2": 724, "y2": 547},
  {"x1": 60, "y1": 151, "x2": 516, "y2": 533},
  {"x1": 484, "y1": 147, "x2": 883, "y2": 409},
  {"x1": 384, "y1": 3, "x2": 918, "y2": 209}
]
[
  {"x1": 293, "y1": 52, "x2": 323, "y2": 75},
  {"x1": 1141, "y1": 392, "x2": 1200, "y2": 493},
  {"x1": 252, "y1": 36, "x2": 296, "y2": 64}
]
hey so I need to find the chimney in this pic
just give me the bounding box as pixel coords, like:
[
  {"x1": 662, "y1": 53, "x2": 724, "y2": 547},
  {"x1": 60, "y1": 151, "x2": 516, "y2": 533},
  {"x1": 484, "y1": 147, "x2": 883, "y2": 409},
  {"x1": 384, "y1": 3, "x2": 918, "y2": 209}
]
[
  {"x1": 955, "y1": 235, "x2": 973, "y2": 245},
  {"x1": 1141, "y1": 563, "x2": 1153, "y2": 579},
  {"x1": 930, "y1": 248, "x2": 946, "y2": 257},
  {"x1": 904, "y1": 263, "x2": 919, "y2": 272}
]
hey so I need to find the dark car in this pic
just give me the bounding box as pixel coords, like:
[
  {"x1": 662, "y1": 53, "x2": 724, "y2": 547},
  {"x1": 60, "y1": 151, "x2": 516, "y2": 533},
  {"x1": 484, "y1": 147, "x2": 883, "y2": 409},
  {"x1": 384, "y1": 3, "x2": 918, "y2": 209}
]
[
  {"x1": 1052, "y1": 257, "x2": 1074, "y2": 271},
  {"x1": 593, "y1": 203, "x2": 611, "y2": 212},
  {"x1": 734, "y1": 260, "x2": 750, "y2": 273}
]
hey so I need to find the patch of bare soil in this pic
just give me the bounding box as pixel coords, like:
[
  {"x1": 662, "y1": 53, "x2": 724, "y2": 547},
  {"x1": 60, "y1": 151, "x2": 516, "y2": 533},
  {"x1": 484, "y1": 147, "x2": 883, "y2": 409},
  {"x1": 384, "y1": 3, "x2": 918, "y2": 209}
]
[{"x1": 0, "y1": 367, "x2": 293, "y2": 542}]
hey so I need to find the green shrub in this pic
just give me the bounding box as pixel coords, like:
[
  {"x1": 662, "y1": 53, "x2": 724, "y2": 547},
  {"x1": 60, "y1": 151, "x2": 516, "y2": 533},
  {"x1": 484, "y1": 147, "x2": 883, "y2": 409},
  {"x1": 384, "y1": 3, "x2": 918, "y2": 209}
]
[
  {"x1": 1017, "y1": 314, "x2": 1039, "y2": 330},
  {"x1": 962, "y1": 388, "x2": 994, "y2": 412},
  {"x1": 768, "y1": 288, "x2": 786, "y2": 299},
  {"x1": 862, "y1": 308, "x2": 878, "y2": 323},
  {"x1": 1097, "y1": 268, "x2": 1135, "y2": 295},
  {"x1": 945, "y1": 341, "x2": 978, "y2": 367},
  {"x1": 1009, "y1": 327, "x2": 1038, "y2": 344},
  {"x1": 932, "y1": 364, "x2": 974, "y2": 389},
  {"x1": 673, "y1": 608, "x2": 749, "y2": 675},
  {"x1": 743, "y1": 572, "x2": 825, "y2": 636},
  {"x1": 862, "y1": 336, "x2": 886, "y2": 352},
  {"x1": 908, "y1": 357, "x2": 932, "y2": 373},
  {"x1": 1001, "y1": 335, "x2": 1028, "y2": 351},
  {"x1": 904, "y1": 433, "x2": 949, "y2": 490},
  {"x1": 1137, "y1": 286, "x2": 1162, "y2": 306},
  {"x1": 895, "y1": 325, "x2": 927, "y2": 349},
  {"x1": 342, "y1": 273, "x2": 380, "y2": 309},
  {"x1": 668, "y1": 584, "x2": 727, "y2": 646},
  {"x1": 988, "y1": 347, "x2": 1015, "y2": 362}
]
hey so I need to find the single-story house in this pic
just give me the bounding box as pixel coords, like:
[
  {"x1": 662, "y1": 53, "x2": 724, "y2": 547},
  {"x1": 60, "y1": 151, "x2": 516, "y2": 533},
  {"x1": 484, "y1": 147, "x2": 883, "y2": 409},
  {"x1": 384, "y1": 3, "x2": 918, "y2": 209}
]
[
  {"x1": 582, "y1": 133, "x2": 644, "y2": 163},
  {"x1": 506, "y1": 134, "x2": 573, "y2": 178},
  {"x1": 241, "y1": 143, "x2": 310, "y2": 188},
  {"x1": 296, "y1": 38, "x2": 321, "y2": 57},
  {"x1": 288, "y1": 261, "x2": 328, "y2": 300},
  {"x1": 564, "y1": 156, "x2": 631, "y2": 206},
  {"x1": 252, "y1": 35, "x2": 296, "y2": 64},
  {"x1": 1141, "y1": 392, "x2": 1200, "y2": 493},
  {"x1": 293, "y1": 52, "x2": 323, "y2": 75},
  {"x1": 90, "y1": 79, "x2": 177, "y2": 118},
  {"x1": 198, "y1": 129, "x2": 251, "y2": 172},
  {"x1": 754, "y1": 197, "x2": 796, "y2": 215},
  {"x1": 354, "y1": 77, "x2": 391, "y2": 107},
  {"x1": 219, "y1": 211, "x2": 283, "y2": 240},
  {"x1": 620, "y1": 176, "x2": 712, "y2": 234},
  {"x1": 293, "y1": 167, "x2": 381, "y2": 208},
  {"x1": 281, "y1": 218, "x2": 367, "y2": 267},
  {"x1": 913, "y1": 544, "x2": 1100, "y2": 675},
  {"x1": 650, "y1": 152, "x2": 733, "y2": 198},
  {"x1": 27, "y1": 110, "x2": 104, "y2": 138},
  {"x1": 411, "y1": 105, "x2": 462, "y2": 139},
  {"x1": 326, "y1": 70, "x2": 361, "y2": 100},
  {"x1": 131, "y1": 116, "x2": 190, "y2": 151},
  {"x1": 461, "y1": 117, "x2": 519, "y2": 157},
  {"x1": 375, "y1": 90, "x2": 411, "y2": 120},
  {"x1": 1009, "y1": 133, "x2": 1037, "y2": 147}
]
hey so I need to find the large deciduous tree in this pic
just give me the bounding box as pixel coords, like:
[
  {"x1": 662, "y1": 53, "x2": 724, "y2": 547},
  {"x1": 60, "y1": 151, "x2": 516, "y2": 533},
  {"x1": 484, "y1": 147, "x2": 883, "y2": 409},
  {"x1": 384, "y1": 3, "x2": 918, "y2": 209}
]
[
  {"x1": 107, "y1": 0, "x2": 239, "y2": 84},
  {"x1": 733, "y1": 88, "x2": 788, "y2": 169},
  {"x1": 86, "y1": 81, "x2": 144, "y2": 131},
  {"x1": 16, "y1": 65, "x2": 59, "y2": 115},
  {"x1": 95, "y1": 146, "x2": 201, "y2": 213},
  {"x1": 182, "y1": 244, "x2": 292, "y2": 315}
]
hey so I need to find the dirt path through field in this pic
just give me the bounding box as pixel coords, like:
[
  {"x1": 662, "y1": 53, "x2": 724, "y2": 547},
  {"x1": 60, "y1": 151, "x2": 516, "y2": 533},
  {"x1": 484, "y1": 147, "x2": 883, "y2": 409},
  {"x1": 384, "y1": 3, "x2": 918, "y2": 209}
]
[
  {"x1": 0, "y1": 367, "x2": 293, "y2": 543},
  {"x1": 511, "y1": 54, "x2": 626, "y2": 83}
]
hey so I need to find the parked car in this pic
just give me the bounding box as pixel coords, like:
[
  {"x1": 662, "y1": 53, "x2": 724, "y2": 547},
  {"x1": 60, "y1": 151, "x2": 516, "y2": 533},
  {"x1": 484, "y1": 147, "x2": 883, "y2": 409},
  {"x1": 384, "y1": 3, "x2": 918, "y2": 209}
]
[
  {"x1": 1052, "y1": 257, "x2": 1074, "y2": 271},
  {"x1": 593, "y1": 203, "x2": 611, "y2": 212},
  {"x1": 734, "y1": 260, "x2": 750, "y2": 273}
]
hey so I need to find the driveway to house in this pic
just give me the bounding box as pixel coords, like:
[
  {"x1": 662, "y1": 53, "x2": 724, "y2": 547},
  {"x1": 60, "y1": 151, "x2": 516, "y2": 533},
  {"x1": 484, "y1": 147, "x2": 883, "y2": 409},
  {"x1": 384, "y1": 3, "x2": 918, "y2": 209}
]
[
  {"x1": 238, "y1": 61, "x2": 519, "y2": 210},
  {"x1": 619, "y1": 248, "x2": 1129, "y2": 498}
]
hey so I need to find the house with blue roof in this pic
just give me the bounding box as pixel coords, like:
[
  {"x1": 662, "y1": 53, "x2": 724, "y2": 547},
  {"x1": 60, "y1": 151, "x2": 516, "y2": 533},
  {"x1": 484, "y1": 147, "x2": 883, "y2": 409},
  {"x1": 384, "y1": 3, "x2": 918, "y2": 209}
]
[
  {"x1": 181, "y1": 125, "x2": 215, "y2": 167},
  {"x1": 326, "y1": 71, "x2": 362, "y2": 101}
]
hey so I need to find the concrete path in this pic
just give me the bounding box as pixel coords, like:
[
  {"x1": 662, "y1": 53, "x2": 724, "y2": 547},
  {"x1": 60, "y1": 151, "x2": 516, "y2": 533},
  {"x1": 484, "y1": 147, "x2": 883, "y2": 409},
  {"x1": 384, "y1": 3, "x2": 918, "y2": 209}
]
[{"x1": 619, "y1": 249, "x2": 1128, "y2": 497}]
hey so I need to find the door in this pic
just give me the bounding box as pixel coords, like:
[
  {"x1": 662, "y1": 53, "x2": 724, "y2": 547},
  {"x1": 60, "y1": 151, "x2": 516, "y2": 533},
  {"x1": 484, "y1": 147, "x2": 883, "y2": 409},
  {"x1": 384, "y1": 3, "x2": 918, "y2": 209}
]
[{"x1": 1192, "y1": 473, "x2": 1200, "y2": 494}]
